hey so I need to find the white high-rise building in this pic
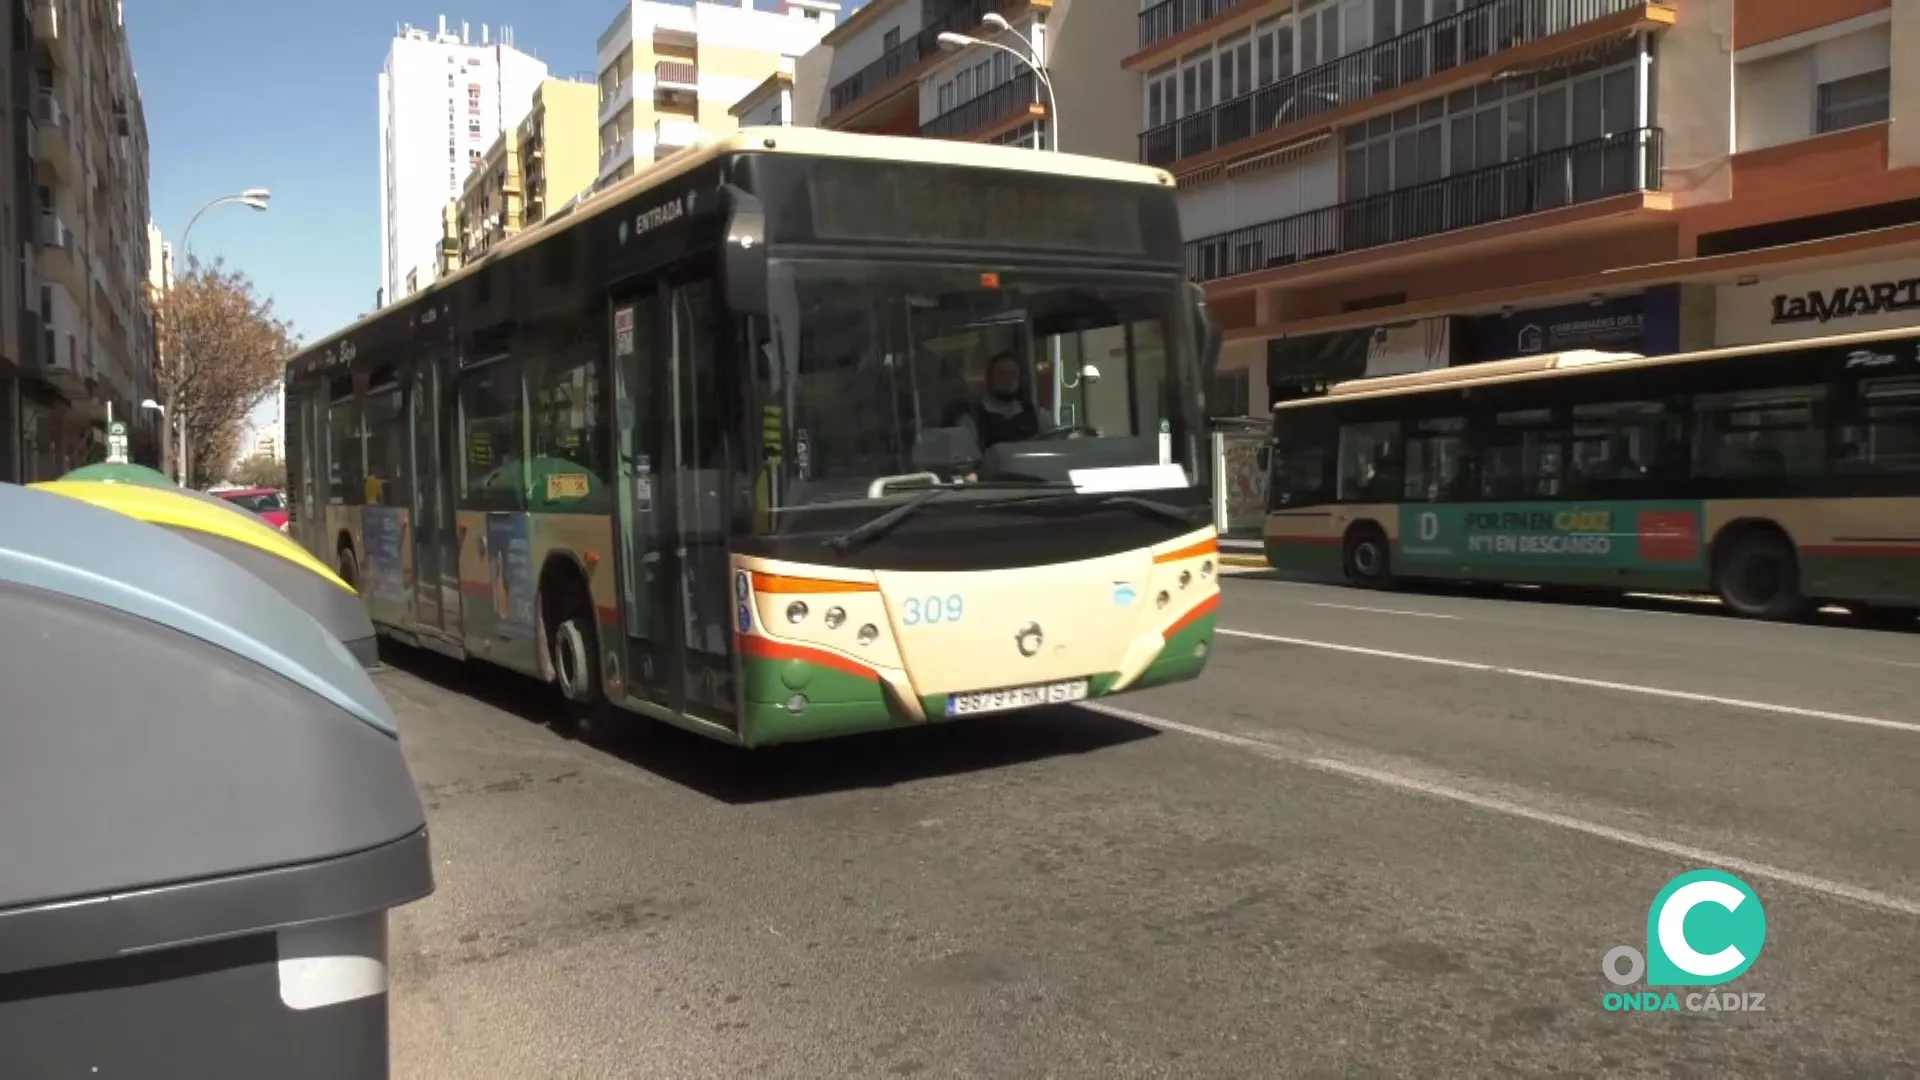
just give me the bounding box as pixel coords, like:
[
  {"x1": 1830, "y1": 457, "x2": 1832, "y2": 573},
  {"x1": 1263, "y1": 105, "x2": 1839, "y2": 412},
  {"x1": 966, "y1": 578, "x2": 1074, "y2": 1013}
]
[{"x1": 378, "y1": 16, "x2": 548, "y2": 306}]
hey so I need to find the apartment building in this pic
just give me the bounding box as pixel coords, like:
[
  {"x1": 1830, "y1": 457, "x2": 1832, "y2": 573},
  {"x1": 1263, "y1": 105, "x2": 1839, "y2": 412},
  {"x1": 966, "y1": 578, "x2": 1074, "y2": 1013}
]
[
  {"x1": 731, "y1": 57, "x2": 795, "y2": 126},
  {"x1": 10, "y1": 0, "x2": 157, "y2": 482},
  {"x1": 519, "y1": 76, "x2": 599, "y2": 227},
  {"x1": 1127, "y1": 0, "x2": 1916, "y2": 416},
  {"x1": 787, "y1": 0, "x2": 1138, "y2": 158},
  {"x1": 595, "y1": 0, "x2": 840, "y2": 185},
  {"x1": 378, "y1": 17, "x2": 548, "y2": 305},
  {"x1": 456, "y1": 126, "x2": 521, "y2": 262}
]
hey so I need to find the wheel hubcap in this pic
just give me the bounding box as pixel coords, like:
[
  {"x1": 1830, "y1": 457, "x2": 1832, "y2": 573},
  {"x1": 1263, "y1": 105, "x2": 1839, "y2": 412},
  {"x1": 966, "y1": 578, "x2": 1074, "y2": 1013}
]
[{"x1": 1355, "y1": 542, "x2": 1381, "y2": 576}]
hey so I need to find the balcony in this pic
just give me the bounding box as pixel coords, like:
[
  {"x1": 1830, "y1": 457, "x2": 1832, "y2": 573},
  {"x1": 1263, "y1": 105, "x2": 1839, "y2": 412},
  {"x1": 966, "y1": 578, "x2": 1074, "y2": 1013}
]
[
  {"x1": 1140, "y1": 0, "x2": 1665, "y2": 170},
  {"x1": 37, "y1": 212, "x2": 84, "y2": 305},
  {"x1": 32, "y1": 1, "x2": 71, "y2": 68},
  {"x1": 1187, "y1": 127, "x2": 1663, "y2": 282},
  {"x1": 655, "y1": 60, "x2": 698, "y2": 93},
  {"x1": 827, "y1": 0, "x2": 1024, "y2": 119},
  {"x1": 655, "y1": 117, "x2": 700, "y2": 152},
  {"x1": 920, "y1": 72, "x2": 1043, "y2": 141},
  {"x1": 1138, "y1": 0, "x2": 1245, "y2": 53},
  {"x1": 33, "y1": 93, "x2": 75, "y2": 180},
  {"x1": 600, "y1": 78, "x2": 634, "y2": 124}
]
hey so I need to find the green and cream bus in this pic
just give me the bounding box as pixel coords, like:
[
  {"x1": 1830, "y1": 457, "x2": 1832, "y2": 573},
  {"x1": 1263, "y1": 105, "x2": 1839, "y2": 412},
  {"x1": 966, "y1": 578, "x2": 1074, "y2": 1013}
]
[
  {"x1": 284, "y1": 128, "x2": 1223, "y2": 747},
  {"x1": 1263, "y1": 326, "x2": 1920, "y2": 623}
]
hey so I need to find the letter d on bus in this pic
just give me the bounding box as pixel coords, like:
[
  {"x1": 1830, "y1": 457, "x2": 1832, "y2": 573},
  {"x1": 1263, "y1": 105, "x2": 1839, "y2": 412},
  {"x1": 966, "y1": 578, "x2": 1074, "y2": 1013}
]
[{"x1": 1419, "y1": 512, "x2": 1440, "y2": 543}]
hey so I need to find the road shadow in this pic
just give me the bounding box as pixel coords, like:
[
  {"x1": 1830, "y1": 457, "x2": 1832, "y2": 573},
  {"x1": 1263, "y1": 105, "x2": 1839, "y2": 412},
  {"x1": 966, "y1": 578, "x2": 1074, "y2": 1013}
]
[
  {"x1": 377, "y1": 639, "x2": 1161, "y2": 804},
  {"x1": 1225, "y1": 569, "x2": 1919, "y2": 634}
]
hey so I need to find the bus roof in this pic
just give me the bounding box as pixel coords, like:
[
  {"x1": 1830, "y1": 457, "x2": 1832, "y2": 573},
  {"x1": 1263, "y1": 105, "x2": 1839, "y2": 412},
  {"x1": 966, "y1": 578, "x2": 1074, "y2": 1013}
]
[
  {"x1": 292, "y1": 127, "x2": 1177, "y2": 365},
  {"x1": 1272, "y1": 324, "x2": 1920, "y2": 412}
]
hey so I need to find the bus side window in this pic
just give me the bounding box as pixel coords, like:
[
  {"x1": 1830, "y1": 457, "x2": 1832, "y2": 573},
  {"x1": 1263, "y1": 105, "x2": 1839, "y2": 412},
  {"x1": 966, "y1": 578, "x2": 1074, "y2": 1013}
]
[
  {"x1": 1337, "y1": 420, "x2": 1400, "y2": 501},
  {"x1": 1835, "y1": 377, "x2": 1920, "y2": 476}
]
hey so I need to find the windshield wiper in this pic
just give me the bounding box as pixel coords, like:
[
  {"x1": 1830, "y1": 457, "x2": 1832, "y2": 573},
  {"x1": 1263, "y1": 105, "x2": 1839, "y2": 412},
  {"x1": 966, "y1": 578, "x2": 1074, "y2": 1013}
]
[
  {"x1": 981, "y1": 490, "x2": 1209, "y2": 525},
  {"x1": 1098, "y1": 494, "x2": 1211, "y2": 525},
  {"x1": 823, "y1": 480, "x2": 1074, "y2": 554},
  {"x1": 826, "y1": 487, "x2": 947, "y2": 554}
]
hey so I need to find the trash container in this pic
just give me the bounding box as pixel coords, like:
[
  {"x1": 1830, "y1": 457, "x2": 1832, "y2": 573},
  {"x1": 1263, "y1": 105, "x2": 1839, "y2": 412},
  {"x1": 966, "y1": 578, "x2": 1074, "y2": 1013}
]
[
  {"x1": 0, "y1": 483, "x2": 433, "y2": 1078},
  {"x1": 32, "y1": 478, "x2": 382, "y2": 668}
]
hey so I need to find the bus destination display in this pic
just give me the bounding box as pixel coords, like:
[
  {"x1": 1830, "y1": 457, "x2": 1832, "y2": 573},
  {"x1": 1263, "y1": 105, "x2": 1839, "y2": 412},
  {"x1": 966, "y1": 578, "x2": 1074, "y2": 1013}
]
[{"x1": 806, "y1": 161, "x2": 1146, "y2": 254}]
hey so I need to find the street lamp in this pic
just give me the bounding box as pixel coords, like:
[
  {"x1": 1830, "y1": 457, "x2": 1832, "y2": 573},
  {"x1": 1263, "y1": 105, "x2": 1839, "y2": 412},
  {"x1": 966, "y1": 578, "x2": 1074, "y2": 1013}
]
[
  {"x1": 938, "y1": 24, "x2": 1059, "y2": 152},
  {"x1": 169, "y1": 188, "x2": 271, "y2": 487}
]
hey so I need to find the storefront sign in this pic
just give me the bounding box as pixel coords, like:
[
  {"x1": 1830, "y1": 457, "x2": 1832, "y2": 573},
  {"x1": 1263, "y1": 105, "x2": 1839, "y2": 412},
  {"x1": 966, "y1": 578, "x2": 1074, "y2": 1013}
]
[
  {"x1": 1467, "y1": 289, "x2": 1679, "y2": 361},
  {"x1": 1717, "y1": 260, "x2": 1920, "y2": 346}
]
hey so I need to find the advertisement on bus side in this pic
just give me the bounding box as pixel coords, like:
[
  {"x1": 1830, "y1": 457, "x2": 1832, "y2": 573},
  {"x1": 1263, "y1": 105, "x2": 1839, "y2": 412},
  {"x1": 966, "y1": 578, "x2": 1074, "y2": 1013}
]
[{"x1": 1395, "y1": 502, "x2": 1706, "y2": 570}]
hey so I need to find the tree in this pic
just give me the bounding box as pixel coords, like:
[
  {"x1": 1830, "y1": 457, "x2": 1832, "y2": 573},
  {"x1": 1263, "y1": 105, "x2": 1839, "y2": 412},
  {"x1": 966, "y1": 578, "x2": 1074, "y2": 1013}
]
[
  {"x1": 162, "y1": 256, "x2": 297, "y2": 488},
  {"x1": 230, "y1": 453, "x2": 287, "y2": 490}
]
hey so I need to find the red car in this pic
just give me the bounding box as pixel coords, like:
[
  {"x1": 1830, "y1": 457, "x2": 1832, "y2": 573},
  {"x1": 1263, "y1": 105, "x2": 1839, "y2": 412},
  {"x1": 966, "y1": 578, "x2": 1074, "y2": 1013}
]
[{"x1": 214, "y1": 487, "x2": 291, "y2": 532}]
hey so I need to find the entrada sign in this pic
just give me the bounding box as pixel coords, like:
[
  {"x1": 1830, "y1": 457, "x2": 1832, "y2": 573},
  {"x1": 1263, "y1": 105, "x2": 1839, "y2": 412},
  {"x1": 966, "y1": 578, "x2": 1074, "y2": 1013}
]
[{"x1": 1771, "y1": 277, "x2": 1920, "y2": 325}]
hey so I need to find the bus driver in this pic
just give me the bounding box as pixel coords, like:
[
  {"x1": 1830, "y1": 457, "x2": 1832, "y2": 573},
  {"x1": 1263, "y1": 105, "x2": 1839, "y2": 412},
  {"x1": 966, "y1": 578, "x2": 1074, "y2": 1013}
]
[{"x1": 952, "y1": 351, "x2": 1056, "y2": 458}]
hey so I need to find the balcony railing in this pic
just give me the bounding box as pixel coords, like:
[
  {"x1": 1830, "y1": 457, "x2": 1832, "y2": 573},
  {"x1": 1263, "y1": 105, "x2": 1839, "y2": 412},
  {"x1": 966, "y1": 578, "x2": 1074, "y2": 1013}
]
[
  {"x1": 656, "y1": 61, "x2": 698, "y2": 90},
  {"x1": 1138, "y1": 0, "x2": 1240, "y2": 52},
  {"x1": 1186, "y1": 127, "x2": 1662, "y2": 282},
  {"x1": 38, "y1": 211, "x2": 74, "y2": 250},
  {"x1": 1141, "y1": 0, "x2": 1648, "y2": 168},
  {"x1": 920, "y1": 72, "x2": 1039, "y2": 140},
  {"x1": 34, "y1": 91, "x2": 67, "y2": 130},
  {"x1": 827, "y1": 0, "x2": 1018, "y2": 115}
]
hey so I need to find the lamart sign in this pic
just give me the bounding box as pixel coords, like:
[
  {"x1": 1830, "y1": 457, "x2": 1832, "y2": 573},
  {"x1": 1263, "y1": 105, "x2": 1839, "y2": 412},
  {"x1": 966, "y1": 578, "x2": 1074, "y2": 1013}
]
[{"x1": 1718, "y1": 260, "x2": 1920, "y2": 346}]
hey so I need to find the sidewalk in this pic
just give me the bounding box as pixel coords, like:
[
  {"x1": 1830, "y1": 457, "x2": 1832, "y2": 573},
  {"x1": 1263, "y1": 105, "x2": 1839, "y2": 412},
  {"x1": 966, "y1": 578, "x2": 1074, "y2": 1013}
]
[{"x1": 1218, "y1": 535, "x2": 1266, "y2": 567}]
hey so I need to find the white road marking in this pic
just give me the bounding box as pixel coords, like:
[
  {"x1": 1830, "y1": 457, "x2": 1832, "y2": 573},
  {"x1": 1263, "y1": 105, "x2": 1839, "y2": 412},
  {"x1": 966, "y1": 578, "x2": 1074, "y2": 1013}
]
[
  {"x1": 1305, "y1": 602, "x2": 1460, "y2": 620},
  {"x1": 1215, "y1": 627, "x2": 1920, "y2": 736},
  {"x1": 1082, "y1": 702, "x2": 1920, "y2": 918}
]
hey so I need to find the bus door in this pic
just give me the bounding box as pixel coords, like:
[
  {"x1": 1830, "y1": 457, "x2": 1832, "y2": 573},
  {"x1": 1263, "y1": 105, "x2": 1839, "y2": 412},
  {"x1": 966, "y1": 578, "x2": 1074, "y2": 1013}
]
[
  {"x1": 609, "y1": 284, "x2": 681, "y2": 715},
  {"x1": 408, "y1": 355, "x2": 462, "y2": 645}
]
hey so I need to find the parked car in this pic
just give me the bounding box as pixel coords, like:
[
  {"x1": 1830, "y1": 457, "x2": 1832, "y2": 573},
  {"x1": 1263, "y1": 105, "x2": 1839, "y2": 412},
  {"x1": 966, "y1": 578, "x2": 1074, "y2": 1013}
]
[{"x1": 213, "y1": 486, "x2": 290, "y2": 532}]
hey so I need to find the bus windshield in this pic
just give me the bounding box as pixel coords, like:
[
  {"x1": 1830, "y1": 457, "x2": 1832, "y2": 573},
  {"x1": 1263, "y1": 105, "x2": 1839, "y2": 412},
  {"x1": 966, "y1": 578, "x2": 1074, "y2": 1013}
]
[{"x1": 757, "y1": 259, "x2": 1208, "y2": 513}]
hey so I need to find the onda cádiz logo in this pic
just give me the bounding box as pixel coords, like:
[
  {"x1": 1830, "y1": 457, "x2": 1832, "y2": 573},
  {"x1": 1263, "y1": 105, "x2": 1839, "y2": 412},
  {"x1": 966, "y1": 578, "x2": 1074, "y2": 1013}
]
[{"x1": 1600, "y1": 869, "x2": 1768, "y2": 1015}]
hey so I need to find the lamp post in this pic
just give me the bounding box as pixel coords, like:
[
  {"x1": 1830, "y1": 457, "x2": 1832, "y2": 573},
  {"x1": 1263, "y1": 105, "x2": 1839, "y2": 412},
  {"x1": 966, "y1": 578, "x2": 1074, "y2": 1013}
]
[
  {"x1": 938, "y1": 19, "x2": 1059, "y2": 152},
  {"x1": 170, "y1": 188, "x2": 270, "y2": 487}
]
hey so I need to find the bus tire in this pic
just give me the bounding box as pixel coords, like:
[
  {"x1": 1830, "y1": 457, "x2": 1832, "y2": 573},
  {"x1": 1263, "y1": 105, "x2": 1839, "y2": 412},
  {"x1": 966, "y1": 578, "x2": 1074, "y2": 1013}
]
[
  {"x1": 336, "y1": 545, "x2": 359, "y2": 591},
  {"x1": 547, "y1": 581, "x2": 616, "y2": 744},
  {"x1": 1713, "y1": 528, "x2": 1807, "y2": 621},
  {"x1": 1343, "y1": 523, "x2": 1394, "y2": 590}
]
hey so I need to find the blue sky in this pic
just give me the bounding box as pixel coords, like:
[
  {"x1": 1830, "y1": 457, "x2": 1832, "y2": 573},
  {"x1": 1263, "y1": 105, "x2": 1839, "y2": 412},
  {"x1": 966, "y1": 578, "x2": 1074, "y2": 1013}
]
[{"x1": 127, "y1": 0, "x2": 862, "y2": 432}]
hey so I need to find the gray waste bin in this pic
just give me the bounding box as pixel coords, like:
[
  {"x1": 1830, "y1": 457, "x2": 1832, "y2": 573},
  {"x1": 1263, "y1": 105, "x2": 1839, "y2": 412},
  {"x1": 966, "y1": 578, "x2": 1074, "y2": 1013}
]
[{"x1": 0, "y1": 483, "x2": 434, "y2": 1078}]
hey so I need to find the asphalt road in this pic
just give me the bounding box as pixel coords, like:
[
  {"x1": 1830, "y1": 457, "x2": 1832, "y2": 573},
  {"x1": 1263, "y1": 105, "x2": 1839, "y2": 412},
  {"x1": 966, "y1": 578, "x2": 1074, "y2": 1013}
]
[{"x1": 381, "y1": 572, "x2": 1920, "y2": 1079}]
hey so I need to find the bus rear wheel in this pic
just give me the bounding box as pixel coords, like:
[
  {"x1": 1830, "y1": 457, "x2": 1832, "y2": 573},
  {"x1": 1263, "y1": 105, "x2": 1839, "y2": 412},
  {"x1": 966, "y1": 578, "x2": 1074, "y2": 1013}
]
[
  {"x1": 1344, "y1": 524, "x2": 1394, "y2": 590},
  {"x1": 1714, "y1": 530, "x2": 1807, "y2": 621}
]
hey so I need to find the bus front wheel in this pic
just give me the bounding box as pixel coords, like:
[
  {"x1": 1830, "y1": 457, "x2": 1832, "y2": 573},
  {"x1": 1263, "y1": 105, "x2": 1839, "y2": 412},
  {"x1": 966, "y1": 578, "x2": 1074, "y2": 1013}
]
[
  {"x1": 1714, "y1": 529, "x2": 1807, "y2": 621},
  {"x1": 1344, "y1": 524, "x2": 1394, "y2": 590},
  {"x1": 548, "y1": 586, "x2": 616, "y2": 744}
]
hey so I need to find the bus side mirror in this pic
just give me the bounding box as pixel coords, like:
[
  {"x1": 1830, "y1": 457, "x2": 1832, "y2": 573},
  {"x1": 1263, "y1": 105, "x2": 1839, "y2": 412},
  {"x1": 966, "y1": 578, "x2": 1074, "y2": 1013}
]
[
  {"x1": 721, "y1": 185, "x2": 767, "y2": 314},
  {"x1": 1187, "y1": 280, "x2": 1221, "y2": 381}
]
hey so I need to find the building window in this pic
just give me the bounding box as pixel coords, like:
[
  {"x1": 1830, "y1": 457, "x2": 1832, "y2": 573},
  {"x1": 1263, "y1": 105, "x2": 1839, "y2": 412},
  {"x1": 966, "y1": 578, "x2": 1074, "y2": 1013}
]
[
  {"x1": 1816, "y1": 67, "x2": 1889, "y2": 134},
  {"x1": 1146, "y1": 65, "x2": 1176, "y2": 128}
]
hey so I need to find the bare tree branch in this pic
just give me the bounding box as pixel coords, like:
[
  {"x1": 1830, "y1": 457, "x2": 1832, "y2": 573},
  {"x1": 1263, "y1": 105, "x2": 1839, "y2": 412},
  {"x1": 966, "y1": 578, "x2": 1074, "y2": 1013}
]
[{"x1": 160, "y1": 255, "x2": 297, "y2": 486}]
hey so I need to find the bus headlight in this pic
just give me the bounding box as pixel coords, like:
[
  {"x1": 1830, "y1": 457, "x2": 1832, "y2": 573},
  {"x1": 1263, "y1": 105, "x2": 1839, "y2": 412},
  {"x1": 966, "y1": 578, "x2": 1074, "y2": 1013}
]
[
  {"x1": 857, "y1": 623, "x2": 878, "y2": 646},
  {"x1": 824, "y1": 606, "x2": 846, "y2": 629},
  {"x1": 786, "y1": 601, "x2": 808, "y2": 624},
  {"x1": 1179, "y1": 570, "x2": 1192, "y2": 589}
]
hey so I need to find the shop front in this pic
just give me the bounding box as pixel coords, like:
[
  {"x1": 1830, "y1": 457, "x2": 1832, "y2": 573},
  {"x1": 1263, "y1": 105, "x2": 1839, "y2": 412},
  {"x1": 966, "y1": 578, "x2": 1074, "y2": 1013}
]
[
  {"x1": 1461, "y1": 286, "x2": 1683, "y2": 362},
  {"x1": 1716, "y1": 258, "x2": 1920, "y2": 347}
]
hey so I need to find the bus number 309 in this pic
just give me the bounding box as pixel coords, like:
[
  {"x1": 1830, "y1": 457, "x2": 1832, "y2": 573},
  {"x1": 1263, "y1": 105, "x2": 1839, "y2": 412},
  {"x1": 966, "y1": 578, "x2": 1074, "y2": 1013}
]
[{"x1": 901, "y1": 595, "x2": 965, "y2": 626}]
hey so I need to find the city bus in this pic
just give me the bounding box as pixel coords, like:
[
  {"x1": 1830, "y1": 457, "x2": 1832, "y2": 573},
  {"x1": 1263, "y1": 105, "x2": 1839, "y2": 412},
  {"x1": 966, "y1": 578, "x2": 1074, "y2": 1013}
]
[
  {"x1": 1262, "y1": 326, "x2": 1920, "y2": 623},
  {"x1": 284, "y1": 127, "x2": 1223, "y2": 747}
]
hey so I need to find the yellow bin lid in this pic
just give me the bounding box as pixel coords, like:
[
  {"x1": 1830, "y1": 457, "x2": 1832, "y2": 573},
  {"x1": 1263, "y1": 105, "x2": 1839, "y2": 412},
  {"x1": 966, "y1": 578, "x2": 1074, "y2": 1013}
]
[{"x1": 31, "y1": 481, "x2": 355, "y2": 595}]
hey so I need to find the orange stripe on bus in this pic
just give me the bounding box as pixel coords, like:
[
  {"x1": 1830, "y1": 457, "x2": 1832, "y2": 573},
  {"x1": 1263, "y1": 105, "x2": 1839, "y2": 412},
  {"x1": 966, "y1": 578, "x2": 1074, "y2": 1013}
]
[
  {"x1": 1803, "y1": 544, "x2": 1920, "y2": 559},
  {"x1": 1165, "y1": 593, "x2": 1221, "y2": 639},
  {"x1": 750, "y1": 572, "x2": 879, "y2": 593},
  {"x1": 1154, "y1": 538, "x2": 1219, "y2": 564},
  {"x1": 737, "y1": 633, "x2": 877, "y2": 679}
]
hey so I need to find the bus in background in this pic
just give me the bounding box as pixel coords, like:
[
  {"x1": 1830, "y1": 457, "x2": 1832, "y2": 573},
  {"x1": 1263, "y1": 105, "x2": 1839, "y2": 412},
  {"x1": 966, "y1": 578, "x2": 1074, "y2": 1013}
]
[
  {"x1": 1263, "y1": 327, "x2": 1920, "y2": 624},
  {"x1": 284, "y1": 127, "x2": 1222, "y2": 748}
]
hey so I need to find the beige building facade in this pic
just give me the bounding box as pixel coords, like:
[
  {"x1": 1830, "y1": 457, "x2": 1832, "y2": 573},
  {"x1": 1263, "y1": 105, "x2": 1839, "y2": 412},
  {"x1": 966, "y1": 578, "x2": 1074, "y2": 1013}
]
[
  {"x1": 7, "y1": 0, "x2": 157, "y2": 481},
  {"x1": 519, "y1": 77, "x2": 600, "y2": 227},
  {"x1": 456, "y1": 127, "x2": 522, "y2": 263},
  {"x1": 595, "y1": 0, "x2": 842, "y2": 185}
]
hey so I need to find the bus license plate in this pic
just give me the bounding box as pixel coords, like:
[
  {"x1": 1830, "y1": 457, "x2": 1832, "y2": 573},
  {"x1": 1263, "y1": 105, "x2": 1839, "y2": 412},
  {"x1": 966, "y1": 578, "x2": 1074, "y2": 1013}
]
[{"x1": 946, "y1": 679, "x2": 1089, "y2": 717}]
